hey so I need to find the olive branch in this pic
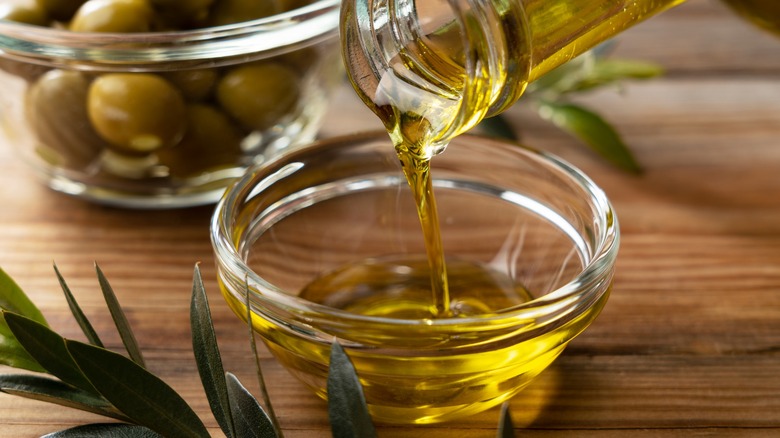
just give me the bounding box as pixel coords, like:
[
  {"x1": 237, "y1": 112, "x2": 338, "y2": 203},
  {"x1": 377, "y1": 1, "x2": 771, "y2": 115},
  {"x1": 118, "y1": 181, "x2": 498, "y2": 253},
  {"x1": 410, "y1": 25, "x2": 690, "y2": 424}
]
[{"x1": 0, "y1": 264, "x2": 515, "y2": 437}]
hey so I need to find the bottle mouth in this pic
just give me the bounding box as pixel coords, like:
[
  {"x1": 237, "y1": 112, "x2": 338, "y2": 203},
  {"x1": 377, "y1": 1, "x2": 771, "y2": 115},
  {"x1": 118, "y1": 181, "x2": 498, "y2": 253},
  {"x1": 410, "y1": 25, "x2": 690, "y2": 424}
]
[
  {"x1": 0, "y1": 0, "x2": 340, "y2": 70},
  {"x1": 341, "y1": 0, "x2": 532, "y2": 151}
]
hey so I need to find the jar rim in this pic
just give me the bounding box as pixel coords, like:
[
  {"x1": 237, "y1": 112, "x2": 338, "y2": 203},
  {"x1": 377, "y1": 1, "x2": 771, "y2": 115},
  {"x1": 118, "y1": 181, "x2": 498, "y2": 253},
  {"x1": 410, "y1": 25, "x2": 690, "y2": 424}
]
[
  {"x1": 211, "y1": 131, "x2": 619, "y2": 329},
  {"x1": 0, "y1": 0, "x2": 340, "y2": 68}
]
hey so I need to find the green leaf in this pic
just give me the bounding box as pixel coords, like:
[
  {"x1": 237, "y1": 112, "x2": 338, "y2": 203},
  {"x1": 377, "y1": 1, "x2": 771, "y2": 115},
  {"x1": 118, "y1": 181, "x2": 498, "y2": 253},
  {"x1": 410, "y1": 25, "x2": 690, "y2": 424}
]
[
  {"x1": 190, "y1": 264, "x2": 235, "y2": 438},
  {"x1": 42, "y1": 423, "x2": 163, "y2": 437},
  {"x1": 94, "y1": 264, "x2": 145, "y2": 368},
  {"x1": 54, "y1": 264, "x2": 104, "y2": 348},
  {"x1": 537, "y1": 101, "x2": 642, "y2": 173},
  {"x1": 226, "y1": 372, "x2": 278, "y2": 438},
  {"x1": 65, "y1": 339, "x2": 210, "y2": 438},
  {"x1": 567, "y1": 59, "x2": 664, "y2": 93},
  {"x1": 327, "y1": 341, "x2": 376, "y2": 438},
  {"x1": 0, "y1": 312, "x2": 45, "y2": 372},
  {"x1": 497, "y1": 402, "x2": 515, "y2": 438},
  {"x1": 0, "y1": 374, "x2": 127, "y2": 422},
  {"x1": 3, "y1": 312, "x2": 97, "y2": 393},
  {"x1": 245, "y1": 279, "x2": 283, "y2": 436},
  {"x1": 477, "y1": 115, "x2": 519, "y2": 142},
  {"x1": 0, "y1": 267, "x2": 48, "y2": 325}
]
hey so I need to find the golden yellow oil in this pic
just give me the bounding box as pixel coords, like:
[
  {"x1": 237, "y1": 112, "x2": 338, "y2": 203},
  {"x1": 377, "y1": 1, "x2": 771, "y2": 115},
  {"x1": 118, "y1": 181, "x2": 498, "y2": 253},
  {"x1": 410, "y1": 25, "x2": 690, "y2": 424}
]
[
  {"x1": 221, "y1": 274, "x2": 610, "y2": 424},
  {"x1": 298, "y1": 256, "x2": 534, "y2": 318}
]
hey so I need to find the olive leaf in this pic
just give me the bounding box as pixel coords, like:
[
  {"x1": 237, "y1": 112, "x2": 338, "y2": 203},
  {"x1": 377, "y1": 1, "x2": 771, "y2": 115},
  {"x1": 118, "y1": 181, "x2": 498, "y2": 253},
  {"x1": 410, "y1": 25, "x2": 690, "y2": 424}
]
[
  {"x1": 497, "y1": 402, "x2": 515, "y2": 438},
  {"x1": 0, "y1": 267, "x2": 49, "y2": 371},
  {"x1": 0, "y1": 311, "x2": 45, "y2": 372},
  {"x1": 65, "y1": 339, "x2": 210, "y2": 438},
  {"x1": 0, "y1": 267, "x2": 48, "y2": 325},
  {"x1": 54, "y1": 264, "x2": 104, "y2": 348},
  {"x1": 42, "y1": 423, "x2": 163, "y2": 438},
  {"x1": 564, "y1": 58, "x2": 664, "y2": 93},
  {"x1": 191, "y1": 264, "x2": 236, "y2": 438},
  {"x1": 537, "y1": 101, "x2": 641, "y2": 173},
  {"x1": 226, "y1": 372, "x2": 279, "y2": 438},
  {"x1": 3, "y1": 311, "x2": 97, "y2": 394},
  {"x1": 244, "y1": 279, "x2": 283, "y2": 436},
  {"x1": 0, "y1": 374, "x2": 127, "y2": 422},
  {"x1": 327, "y1": 341, "x2": 377, "y2": 438},
  {"x1": 95, "y1": 264, "x2": 145, "y2": 367}
]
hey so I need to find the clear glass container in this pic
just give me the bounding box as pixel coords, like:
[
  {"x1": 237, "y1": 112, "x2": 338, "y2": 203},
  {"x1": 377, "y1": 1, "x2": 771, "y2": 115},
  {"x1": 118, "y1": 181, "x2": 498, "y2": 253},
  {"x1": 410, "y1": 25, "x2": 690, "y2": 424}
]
[
  {"x1": 0, "y1": 0, "x2": 341, "y2": 208},
  {"x1": 211, "y1": 131, "x2": 619, "y2": 424}
]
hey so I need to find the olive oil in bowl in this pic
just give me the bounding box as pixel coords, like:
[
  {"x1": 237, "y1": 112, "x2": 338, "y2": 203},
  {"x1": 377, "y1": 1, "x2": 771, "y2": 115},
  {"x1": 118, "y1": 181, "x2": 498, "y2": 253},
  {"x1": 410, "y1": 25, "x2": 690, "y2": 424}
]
[{"x1": 212, "y1": 132, "x2": 618, "y2": 423}]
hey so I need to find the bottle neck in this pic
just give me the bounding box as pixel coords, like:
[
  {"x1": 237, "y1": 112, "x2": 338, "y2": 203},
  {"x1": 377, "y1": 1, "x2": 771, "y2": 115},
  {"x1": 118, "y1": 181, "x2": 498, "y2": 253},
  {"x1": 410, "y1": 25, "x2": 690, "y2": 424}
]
[{"x1": 341, "y1": 0, "x2": 529, "y2": 156}]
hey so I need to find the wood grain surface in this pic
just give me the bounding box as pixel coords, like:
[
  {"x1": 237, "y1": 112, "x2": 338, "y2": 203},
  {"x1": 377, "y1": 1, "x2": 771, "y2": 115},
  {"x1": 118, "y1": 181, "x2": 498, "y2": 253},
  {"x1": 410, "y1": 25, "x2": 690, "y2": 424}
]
[{"x1": 1, "y1": 1, "x2": 779, "y2": 436}]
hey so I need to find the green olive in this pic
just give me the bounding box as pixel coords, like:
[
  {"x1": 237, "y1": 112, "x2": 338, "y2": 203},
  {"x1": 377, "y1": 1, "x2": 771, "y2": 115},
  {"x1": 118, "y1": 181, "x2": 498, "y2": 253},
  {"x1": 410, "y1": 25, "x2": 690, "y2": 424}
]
[
  {"x1": 164, "y1": 69, "x2": 219, "y2": 102},
  {"x1": 87, "y1": 73, "x2": 186, "y2": 155},
  {"x1": 216, "y1": 62, "x2": 300, "y2": 131},
  {"x1": 26, "y1": 70, "x2": 107, "y2": 169},
  {"x1": 35, "y1": 0, "x2": 87, "y2": 22},
  {"x1": 70, "y1": 0, "x2": 154, "y2": 33},
  {"x1": 156, "y1": 104, "x2": 243, "y2": 177},
  {"x1": 208, "y1": 0, "x2": 279, "y2": 27},
  {"x1": 0, "y1": 3, "x2": 49, "y2": 26},
  {"x1": 148, "y1": 0, "x2": 213, "y2": 28}
]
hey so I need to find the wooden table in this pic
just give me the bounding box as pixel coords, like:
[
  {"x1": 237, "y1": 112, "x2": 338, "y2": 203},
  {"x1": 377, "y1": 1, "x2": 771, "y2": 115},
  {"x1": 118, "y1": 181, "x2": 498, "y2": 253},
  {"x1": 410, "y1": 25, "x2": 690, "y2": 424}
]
[{"x1": 1, "y1": 1, "x2": 779, "y2": 436}]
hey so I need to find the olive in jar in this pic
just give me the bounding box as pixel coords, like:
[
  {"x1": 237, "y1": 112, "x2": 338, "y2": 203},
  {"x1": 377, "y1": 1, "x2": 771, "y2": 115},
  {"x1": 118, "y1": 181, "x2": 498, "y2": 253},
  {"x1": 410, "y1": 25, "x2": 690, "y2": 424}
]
[
  {"x1": 216, "y1": 62, "x2": 300, "y2": 132},
  {"x1": 156, "y1": 104, "x2": 244, "y2": 177},
  {"x1": 87, "y1": 73, "x2": 187, "y2": 155},
  {"x1": 35, "y1": 0, "x2": 88, "y2": 22},
  {"x1": 70, "y1": 0, "x2": 155, "y2": 33},
  {"x1": 208, "y1": 0, "x2": 279, "y2": 26},
  {"x1": 26, "y1": 69, "x2": 107, "y2": 169},
  {"x1": 0, "y1": 3, "x2": 49, "y2": 26}
]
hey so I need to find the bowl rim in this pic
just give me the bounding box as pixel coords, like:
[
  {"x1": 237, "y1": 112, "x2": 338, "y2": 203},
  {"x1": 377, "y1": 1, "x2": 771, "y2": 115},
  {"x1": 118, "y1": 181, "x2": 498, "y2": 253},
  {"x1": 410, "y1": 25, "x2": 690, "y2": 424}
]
[
  {"x1": 0, "y1": 0, "x2": 340, "y2": 66},
  {"x1": 211, "y1": 131, "x2": 619, "y2": 327}
]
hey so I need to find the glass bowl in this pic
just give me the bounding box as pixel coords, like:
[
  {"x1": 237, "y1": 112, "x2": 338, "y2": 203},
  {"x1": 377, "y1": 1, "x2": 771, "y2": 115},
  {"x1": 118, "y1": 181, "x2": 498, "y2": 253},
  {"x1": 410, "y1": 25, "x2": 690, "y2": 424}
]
[
  {"x1": 0, "y1": 0, "x2": 341, "y2": 208},
  {"x1": 211, "y1": 131, "x2": 619, "y2": 424}
]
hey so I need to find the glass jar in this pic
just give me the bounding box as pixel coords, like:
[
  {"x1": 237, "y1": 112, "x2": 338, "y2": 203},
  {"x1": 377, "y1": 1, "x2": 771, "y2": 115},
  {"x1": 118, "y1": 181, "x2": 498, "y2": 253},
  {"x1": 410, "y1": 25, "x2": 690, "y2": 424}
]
[
  {"x1": 0, "y1": 0, "x2": 341, "y2": 208},
  {"x1": 211, "y1": 131, "x2": 619, "y2": 424}
]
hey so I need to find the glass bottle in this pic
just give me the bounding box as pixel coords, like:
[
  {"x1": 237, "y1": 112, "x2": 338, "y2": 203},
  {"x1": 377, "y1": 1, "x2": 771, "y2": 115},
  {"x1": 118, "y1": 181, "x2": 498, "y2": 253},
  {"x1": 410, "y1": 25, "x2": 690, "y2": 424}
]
[{"x1": 341, "y1": 0, "x2": 686, "y2": 156}]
